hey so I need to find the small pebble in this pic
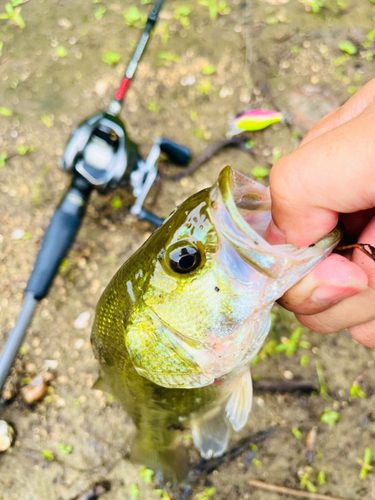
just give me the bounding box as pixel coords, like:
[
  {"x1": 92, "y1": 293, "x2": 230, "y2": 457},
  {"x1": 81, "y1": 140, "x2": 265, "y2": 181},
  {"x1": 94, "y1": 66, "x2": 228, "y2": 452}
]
[
  {"x1": 74, "y1": 311, "x2": 91, "y2": 329},
  {"x1": 284, "y1": 370, "x2": 294, "y2": 380},
  {"x1": 180, "y1": 76, "x2": 195, "y2": 86},
  {"x1": 21, "y1": 374, "x2": 51, "y2": 404},
  {"x1": 0, "y1": 421, "x2": 14, "y2": 452},
  {"x1": 11, "y1": 229, "x2": 24, "y2": 240}
]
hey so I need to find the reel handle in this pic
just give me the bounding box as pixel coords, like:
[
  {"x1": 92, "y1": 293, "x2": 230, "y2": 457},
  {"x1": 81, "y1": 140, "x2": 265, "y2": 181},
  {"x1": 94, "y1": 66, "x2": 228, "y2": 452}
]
[
  {"x1": 158, "y1": 138, "x2": 192, "y2": 166},
  {"x1": 26, "y1": 175, "x2": 92, "y2": 300},
  {"x1": 137, "y1": 208, "x2": 164, "y2": 227}
]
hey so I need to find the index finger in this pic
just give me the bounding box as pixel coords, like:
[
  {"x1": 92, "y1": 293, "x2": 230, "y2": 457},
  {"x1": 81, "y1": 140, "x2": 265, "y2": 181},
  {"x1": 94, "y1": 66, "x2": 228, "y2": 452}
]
[{"x1": 269, "y1": 101, "x2": 375, "y2": 247}]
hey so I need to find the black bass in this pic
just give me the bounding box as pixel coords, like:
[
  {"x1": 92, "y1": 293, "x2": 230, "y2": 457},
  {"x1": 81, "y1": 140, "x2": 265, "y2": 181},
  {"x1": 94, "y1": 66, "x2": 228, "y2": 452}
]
[{"x1": 91, "y1": 166, "x2": 341, "y2": 475}]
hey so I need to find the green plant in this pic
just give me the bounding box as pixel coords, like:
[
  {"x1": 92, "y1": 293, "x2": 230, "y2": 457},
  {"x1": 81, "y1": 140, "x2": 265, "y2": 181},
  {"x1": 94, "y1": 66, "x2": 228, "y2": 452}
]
[
  {"x1": 130, "y1": 484, "x2": 139, "y2": 500},
  {"x1": 197, "y1": 488, "x2": 216, "y2": 500},
  {"x1": 42, "y1": 449, "x2": 54, "y2": 460},
  {"x1": 111, "y1": 197, "x2": 122, "y2": 210},
  {"x1": 198, "y1": 0, "x2": 230, "y2": 21},
  {"x1": 350, "y1": 381, "x2": 366, "y2": 399},
  {"x1": 0, "y1": 153, "x2": 8, "y2": 168},
  {"x1": 0, "y1": 3, "x2": 25, "y2": 29},
  {"x1": 292, "y1": 427, "x2": 302, "y2": 439},
  {"x1": 318, "y1": 471, "x2": 326, "y2": 485},
  {"x1": 301, "y1": 0, "x2": 324, "y2": 13},
  {"x1": 94, "y1": 6, "x2": 106, "y2": 20},
  {"x1": 251, "y1": 166, "x2": 269, "y2": 179},
  {"x1": 139, "y1": 466, "x2": 154, "y2": 483},
  {"x1": 357, "y1": 447, "x2": 372, "y2": 479},
  {"x1": 56, "y1": 46, "x2": 67, "y2": 58},
  {"x1": 0, "y1": 107, "x2": 12, "y2": 116},
  {"x1": 102, "y1": 51, "x2": 121, "y2": 65},
  {"x1": 300, "y1": 473, "x2": 317, "y2": 493},
  {"x1": 124, "y1": 7, "x2": 147, "y2": 28},
  {"x1": 173, "y1": 6, "x2": 191, "y2": 27},
  {"x1": 57, "y1": 443, "x2": 73, "y2": 455},
  {"x1": 321, "y1": 409, "x2": 340, "y2": 427},
  {"x1": 338, "y1": 41, "x2": 357, "y2": 55}
]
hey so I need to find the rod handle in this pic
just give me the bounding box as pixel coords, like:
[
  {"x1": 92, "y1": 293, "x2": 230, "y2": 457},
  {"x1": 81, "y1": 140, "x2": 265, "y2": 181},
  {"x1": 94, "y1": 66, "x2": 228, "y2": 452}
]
[{"x1": 26, "y1": 176, "x2": 92, "y2": 300}]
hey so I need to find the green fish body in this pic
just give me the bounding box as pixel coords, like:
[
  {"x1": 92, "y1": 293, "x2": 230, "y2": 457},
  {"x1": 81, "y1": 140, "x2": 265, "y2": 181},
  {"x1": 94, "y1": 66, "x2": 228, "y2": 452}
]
[{"x1": 91, "y1": 166, "x2": 341, "y2": 475}]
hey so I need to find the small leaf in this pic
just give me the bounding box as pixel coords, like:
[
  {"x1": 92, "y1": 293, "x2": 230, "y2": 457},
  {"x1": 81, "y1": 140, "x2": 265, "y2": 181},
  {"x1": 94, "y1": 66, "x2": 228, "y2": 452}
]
[
  {"x1": 111, "y1": 197, "x2": 122, "y2": 210},
  {"x1": 17, "y1": 144, "x2": 28, "y2": 155},
  {"x1": 300, "y1": 355, "x2": 309, "y2": 366},
  {"x1": 0, "y1": 152, "x2": 8, "y2": 167},
  {"x1": 251, "y1": 166, "x2": 269, "y2": 178},
  {"x1": 102, "y1": 51, "x2": 121, "y2": 65},
  {"x1": 130, "y1": 484, "x2": 139, "y2": 500},
  {"x1": 339, "y1": 41, "x2": 357, "y2": 55},
  {"x1": 139, "y1": 466, "x2": 154, "y2": 484},
  {"x1": 292, "y1": 427, "x2": 302, "y2": 439},
  {"x1": 245, "y1": 139, "x2": 256, "y2": 149},
  {"x1": 147, "y1": 101, "x2": 159, "y2": 113},
  {"x1": 57, "y1": 443, "x2": 73, "y2": 455},
  {"x1": 56, "y1": 46, "x2": 67, "y2": 58},
  {"x1": 204, "y1": 488, "x2": 216, "y2": 498},
  {"x1": 266, "y1": 15, "x2": 278, "y2": 25},
  {"x1": 19, "y1": 344, "x2": 27, "y2": 355},
  {"x1": 318, "y1": 471, "x2": 326, "y2": 485},
  {"x1": 202, "y1": 64, "x2": 216, "y2": 75},
  {"x1": 158, "y1": 51, "x2": 180, "y2": 62},
  {"x1": 94, "y1": 6, "x2": 106, "y2": 19},
  {"x1": 0, "y1": 42, "x2": 3, "y2": 56},
  {"x1": 0, "y1": 107, "x2": 12, "y2": 116},
  {"x1": 124, "y1": 6, "x2": 146, "y2": 28},
  {"x1": 41, "y1": 114, "x2": 54, "y2": 128},
  {"x1": 42, "y1": 449, "x2": 54, "y2": 460},
  {"x1": 321, "y1": 409, "x2": 340, "y2": 427}
]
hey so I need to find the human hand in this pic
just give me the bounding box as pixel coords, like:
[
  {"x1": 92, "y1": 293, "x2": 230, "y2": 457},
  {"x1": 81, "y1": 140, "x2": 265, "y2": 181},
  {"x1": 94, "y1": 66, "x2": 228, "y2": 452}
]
[{"x1": 265, "y1": 79, "x2": 375, "y2": 348}]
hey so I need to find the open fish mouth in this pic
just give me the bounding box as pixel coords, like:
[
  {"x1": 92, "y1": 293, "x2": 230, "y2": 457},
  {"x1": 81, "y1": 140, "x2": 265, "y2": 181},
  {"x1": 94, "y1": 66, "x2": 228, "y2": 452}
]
[{"x1": 209, "y1": 165, "x2": 342, "y2": 279}]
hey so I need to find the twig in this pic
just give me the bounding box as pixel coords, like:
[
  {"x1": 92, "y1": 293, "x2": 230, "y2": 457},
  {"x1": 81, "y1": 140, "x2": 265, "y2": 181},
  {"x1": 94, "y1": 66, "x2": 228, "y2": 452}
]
[
  {"x1": 253, "y1": 379, "x2": 318, "y2": 393},
  {"x1": 249, "y1": 480, "x2": 348, "y2": 500},
  {"x1": 162, "y1": 138, "x2": 254, "y2": 181}
]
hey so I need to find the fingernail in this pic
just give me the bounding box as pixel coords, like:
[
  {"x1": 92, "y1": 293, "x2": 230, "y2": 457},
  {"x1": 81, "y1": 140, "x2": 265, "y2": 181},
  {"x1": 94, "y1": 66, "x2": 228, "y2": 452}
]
[
  {"x1": 311, "y1": 284, "x2": 365, "y2": 306},
  {"x1": 264, "y1": 220, "x2": 286, "y2": 245}
]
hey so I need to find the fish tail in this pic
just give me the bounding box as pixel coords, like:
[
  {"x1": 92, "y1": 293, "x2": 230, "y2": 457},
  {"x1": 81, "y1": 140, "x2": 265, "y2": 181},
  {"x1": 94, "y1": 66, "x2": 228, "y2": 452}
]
[{"x1": 191, "y1": 407, "x2": 230, "y2": 460}]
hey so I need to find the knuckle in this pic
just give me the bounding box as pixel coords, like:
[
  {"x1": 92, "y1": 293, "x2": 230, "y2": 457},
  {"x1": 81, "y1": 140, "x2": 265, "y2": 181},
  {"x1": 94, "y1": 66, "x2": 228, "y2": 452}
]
[{"x1": 295, "y1": 313, "x2": 338, "y2": 334}]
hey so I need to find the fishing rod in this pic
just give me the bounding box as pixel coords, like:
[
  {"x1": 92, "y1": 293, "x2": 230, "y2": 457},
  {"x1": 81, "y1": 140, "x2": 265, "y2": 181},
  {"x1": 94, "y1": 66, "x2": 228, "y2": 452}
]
[{"x1": 0, "y1": 0, "x2": 191, "y2": 392}]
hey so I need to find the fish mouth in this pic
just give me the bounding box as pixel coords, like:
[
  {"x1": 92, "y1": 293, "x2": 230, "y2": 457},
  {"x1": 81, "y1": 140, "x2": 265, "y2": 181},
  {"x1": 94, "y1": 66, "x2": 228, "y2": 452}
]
[
  {"x1": 209, "y1": 165, "x2": 342, "y2": 279},
  {"x1": 215, "y1": 165, "x2": 272, "y2": 239}
]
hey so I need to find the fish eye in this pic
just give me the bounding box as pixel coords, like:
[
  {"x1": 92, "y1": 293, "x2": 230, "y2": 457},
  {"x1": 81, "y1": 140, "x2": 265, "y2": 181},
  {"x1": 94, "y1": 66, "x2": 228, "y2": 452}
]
[{"x1": 169, "y1": 245, "x2": 202, "y2": 274}]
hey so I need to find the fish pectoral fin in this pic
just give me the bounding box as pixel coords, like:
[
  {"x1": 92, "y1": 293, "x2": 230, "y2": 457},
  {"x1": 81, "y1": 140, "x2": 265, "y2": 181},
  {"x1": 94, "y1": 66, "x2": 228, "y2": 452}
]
[
  {"x1": 191, "y1": 408, "x2": 230, "y2": 460},
  {"x1": 225, "y1": 369, "x2": 252, "y2": 432}
]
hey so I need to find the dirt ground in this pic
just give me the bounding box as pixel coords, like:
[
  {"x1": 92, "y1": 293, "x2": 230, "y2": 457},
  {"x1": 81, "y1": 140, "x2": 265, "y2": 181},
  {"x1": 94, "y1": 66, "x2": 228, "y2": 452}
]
[{"x1": 1, "y1": 0, "x2": 375, "y2": 499}]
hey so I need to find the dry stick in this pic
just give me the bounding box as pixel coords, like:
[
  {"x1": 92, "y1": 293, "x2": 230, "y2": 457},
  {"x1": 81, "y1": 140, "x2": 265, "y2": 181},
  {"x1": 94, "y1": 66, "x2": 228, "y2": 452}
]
[
  {"x1": 253, "y1": 379, "x2": 318, "y2": 393},
  {"x1": 162, "y1": 138, "x2": 254, "y2": 182},
  {"x1": 249, "y1": 480, "x2": 347, "y2": 500}
]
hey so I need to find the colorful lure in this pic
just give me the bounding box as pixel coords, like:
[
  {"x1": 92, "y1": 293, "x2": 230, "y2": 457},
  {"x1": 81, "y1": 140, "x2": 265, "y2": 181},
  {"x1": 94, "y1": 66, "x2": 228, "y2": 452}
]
[{"x1": 227, "y1": 109, "x2": 283, "y2": 137}]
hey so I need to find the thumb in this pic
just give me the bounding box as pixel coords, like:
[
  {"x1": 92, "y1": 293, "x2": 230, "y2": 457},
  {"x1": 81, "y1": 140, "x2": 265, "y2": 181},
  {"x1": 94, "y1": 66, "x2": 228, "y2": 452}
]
[{"x1": 278, "y1": 254, "x2": 368, "y2": 315}]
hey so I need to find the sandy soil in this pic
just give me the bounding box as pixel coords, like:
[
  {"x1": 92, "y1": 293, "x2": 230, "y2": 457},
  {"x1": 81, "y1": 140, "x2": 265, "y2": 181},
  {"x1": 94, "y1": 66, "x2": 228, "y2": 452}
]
[{"x1": 1, "y1": 0, "x2": 375, "y2": 499}]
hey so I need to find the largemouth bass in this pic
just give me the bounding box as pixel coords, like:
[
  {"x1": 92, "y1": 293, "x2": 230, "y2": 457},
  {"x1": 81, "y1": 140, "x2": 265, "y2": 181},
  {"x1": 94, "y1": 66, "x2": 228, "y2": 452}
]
[{"x1": 91, "y1": 166, "x2": 341, "y2": 476}]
